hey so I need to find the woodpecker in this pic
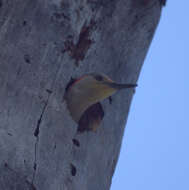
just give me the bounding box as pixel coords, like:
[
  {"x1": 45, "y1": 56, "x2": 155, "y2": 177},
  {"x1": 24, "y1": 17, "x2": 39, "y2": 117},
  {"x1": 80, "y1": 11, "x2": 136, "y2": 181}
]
[{"x1": 64, "y1": 73, "x2": 137, "y2": 124}]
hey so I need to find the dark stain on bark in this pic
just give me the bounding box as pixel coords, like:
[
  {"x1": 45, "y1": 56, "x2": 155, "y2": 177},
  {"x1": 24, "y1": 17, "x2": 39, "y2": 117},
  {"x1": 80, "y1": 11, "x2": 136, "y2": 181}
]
[
  {"x1": 77, "y1": 102, "x2": 104, "y2": 133},
  {"x1": 24, "y1": 54, "x2": 31, "y2": 64},
  {"x1": 0, "y1": 0, "x2": 2, "y2": 8},
  {"x1": 109, "y1": 96, "x2": 112, "y2": 104},
  {"x1": 63, "y1": 20, "x2": 96, "y2": 66},
  {"x1": 72, "y1": 139, "x2": 80, "y2": 147},
  {"x1": 33, "y1": 163, "x2": 37, "y2": 171},
  {"x1": 46, "y1": 89, "x2": 52, "y2": 94},
  {"x1": 4, "y1": 162, "x2": 8, "y2": 168},
  {"x1": 159, "y1": 0, "x2": 166, "y2": 6},
  {"x1": 23, "y1": 20, "x2": 27, "y2": 26},
  {"x1": 70, "y1": 164, "x2": 77, "y2": 176}
]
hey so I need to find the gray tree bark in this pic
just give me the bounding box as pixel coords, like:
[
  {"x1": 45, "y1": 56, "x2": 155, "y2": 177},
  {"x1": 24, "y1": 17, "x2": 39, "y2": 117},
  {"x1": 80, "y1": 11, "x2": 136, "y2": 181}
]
[{"x1": 0, "y1": 0, "x2": 163, "y2": 189}]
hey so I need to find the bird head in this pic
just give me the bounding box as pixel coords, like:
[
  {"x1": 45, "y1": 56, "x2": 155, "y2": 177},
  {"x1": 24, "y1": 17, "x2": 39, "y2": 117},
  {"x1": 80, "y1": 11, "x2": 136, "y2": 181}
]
[{"x1": 65, "y1": 73, "x2": 137, "y2": 123}]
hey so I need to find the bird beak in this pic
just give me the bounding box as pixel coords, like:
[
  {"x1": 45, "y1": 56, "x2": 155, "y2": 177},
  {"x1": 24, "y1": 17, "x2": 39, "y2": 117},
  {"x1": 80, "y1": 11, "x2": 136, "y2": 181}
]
[{"x1": 104, "y1": 81, "x2": 137, "y2": 90}]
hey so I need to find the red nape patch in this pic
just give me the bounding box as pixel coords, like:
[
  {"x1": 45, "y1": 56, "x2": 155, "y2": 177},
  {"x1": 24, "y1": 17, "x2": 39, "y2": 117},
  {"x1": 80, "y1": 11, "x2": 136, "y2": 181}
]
[
  {"x1": 77, "y1": 102, "x2": 104, "y2": 133},
  {"x1": 70, "y1": 76, "x2": 86, "y2": 89},
  {"x1": 65, "y1": 76, "x2": 86, "y2": 93}
]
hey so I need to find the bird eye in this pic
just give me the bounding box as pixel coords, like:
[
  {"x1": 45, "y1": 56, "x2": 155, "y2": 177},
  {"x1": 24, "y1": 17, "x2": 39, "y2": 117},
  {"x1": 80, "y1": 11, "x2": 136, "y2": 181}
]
[{"x1": 94, "y1": 75, "x2": 103, "y2": 81}]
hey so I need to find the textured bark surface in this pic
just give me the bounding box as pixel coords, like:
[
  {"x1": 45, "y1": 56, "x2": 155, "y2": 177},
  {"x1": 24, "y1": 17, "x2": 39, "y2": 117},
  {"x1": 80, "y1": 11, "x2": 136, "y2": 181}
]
[{"x1": 0, "y1": 0, "x2": 162, "y2": 189}]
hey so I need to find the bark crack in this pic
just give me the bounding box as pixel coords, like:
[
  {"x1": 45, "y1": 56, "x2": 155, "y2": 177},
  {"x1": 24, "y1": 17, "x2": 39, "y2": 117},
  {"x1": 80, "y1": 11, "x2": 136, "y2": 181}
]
[
  {"x1": 31, "y1": 56, "x2": 62, "y2": 186},
  {"x1": 32, "y1": 92, "x2": 51, "y2": 185}
]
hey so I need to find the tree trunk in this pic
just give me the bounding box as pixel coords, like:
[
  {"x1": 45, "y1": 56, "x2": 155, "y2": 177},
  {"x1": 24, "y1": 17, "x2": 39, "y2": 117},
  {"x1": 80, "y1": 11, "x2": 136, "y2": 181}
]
[{"x1": 0, "y1": 0, "x2": 163, "y2": 189}]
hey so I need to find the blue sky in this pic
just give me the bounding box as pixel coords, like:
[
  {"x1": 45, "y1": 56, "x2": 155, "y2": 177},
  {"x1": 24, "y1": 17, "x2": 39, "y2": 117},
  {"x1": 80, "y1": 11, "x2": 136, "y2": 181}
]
[{"x1": 111, "y1": 1, "x2": 189, "y2": 190}]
